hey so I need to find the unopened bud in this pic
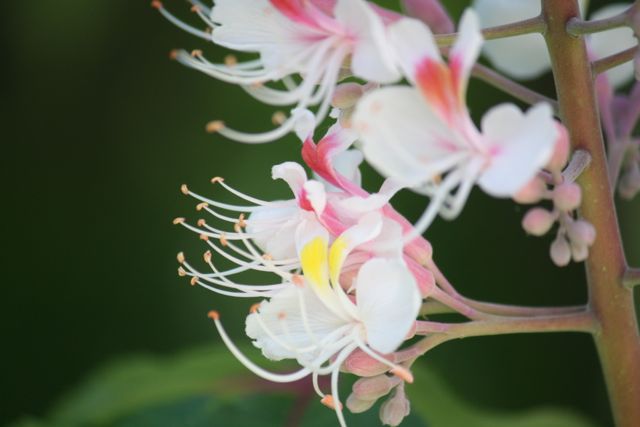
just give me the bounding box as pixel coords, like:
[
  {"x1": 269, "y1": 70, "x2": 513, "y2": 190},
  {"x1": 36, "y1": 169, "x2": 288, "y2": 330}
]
[
  {"x1": 546, "y1": 124, "x2": 570, "y2": 172},
  {"x1": 353, "y1": 375, "x2": 395, "y2": 401},
  {"x1": 332, "y1": 82, "x2": 365, "y2": 109},
  {"x1": 342, "y1": 349, "x2": 390, "y2": 377},
  {"x1": 379, "y1": 387, "x2": 411, "y2": 427},
  {"x1": 346, "y1": 394, "x2": 377, "y2": 414},
  {"x1": 571, "y1": 241, "x2": 589, "y2": 262},
  {"x1": 522, "y1": 208, "x2": 555, "y2": 236},
  {"x1": 553, "y1": 182, "x2": 582, "y2": 211},
  {"x1": 567, "y1": 219, "x2": 596, "y2": 246},
  {"x1": 618, "y1": 161, "x2": 640, "y2": 200},
  {"x1": 513, "y1": 177, "x2": 546, "y2": 204},
  {"x1": 550, "y1": 235, "x2": 572, "y2": 267},
  {"x1": 401, "y1": 0, "x2": 454, "y2": 34}
]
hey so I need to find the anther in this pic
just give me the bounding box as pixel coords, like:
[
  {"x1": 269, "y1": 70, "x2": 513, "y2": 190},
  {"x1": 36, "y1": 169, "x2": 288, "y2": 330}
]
[
  {"x1": 181, "y1": 184, "x2": 189, "y2": 195},
  {"x1": 191, "y1": 49, "x2": 203, "y2": 57},
  {"x1": 271, "y1": 111, "x2": 286, "y2": 125},
  {"x1": 173, "y1": 217, "x2": 185, "y2": 225},
  {"x1": 190, "y1": 4, "x2": 200, "y2": 12},
  {"x1": 234, "y1": 223, "x2": 242, "y2": 233},
  {"x1": 211, "y1": 176, "x2": 225, "y2": 184},
  {"x1": 206, "y1": 120, "x2": 225, "y2": 133},
  {"x1": 237, "y1": 214, "x2": 247, "y2": 228},
  {"x1": 200, "y1": 233, "x2": 209, "y2": 241},
  {"x1": 224, "y1": 55, "x2": 237, "y2": 67},
  {"x1": 196, "y1": 202, "x2": 209, "y2": 211},
  {"x1": 177, "y1": 252, "x2": 185, "y2": 264},
  {"x1": 250, "y1": 303, "x2": 261, "y2": 314},
  {"x1": 151, "y1": 0, "x2": 163, "y2": 9},
  {"x1": 169, "y1": 50, "x2": 179, "y2": 60},
  {"x1": 262, "y1": 253, "x2": 273, "y2": 261},
  {"x1": 203, "y1": 250, "x2": 212, "y2": 263},
  {"x1": 190, "y1": 276, "x2": 199, "y2": 286},
  {"x1": 220, "y1": 234, "x2": 228, "y2": 246},
  {"x1": 292, "y1": 274, "x2": 305, "y2": 287},
  {"x1": 177, "y1": 267, "x2": 187, "y2": 277},
  {"x1": 207, "y1": 310, "x2": 220, "y2": 320},
  {"x1": 390, "y1": 367, "x2": 414, "y2": 384},
  {"x1": 197, "y1": 218, "x2": 206, "y2": 227},
  {"x1": 321, "y1": 395, "x2": 343, "y2": 411}
]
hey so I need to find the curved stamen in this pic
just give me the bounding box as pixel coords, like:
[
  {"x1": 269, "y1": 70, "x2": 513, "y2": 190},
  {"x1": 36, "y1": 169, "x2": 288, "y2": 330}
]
[
  {"x1": 152, "y1": 1, "x2": 211, "y2": 40},
  {"x1": 353, "y1": 336, "x2": 414, "y2": 384},
  {"x1": 212, "y1": 178, "x2": 273, "y2": 205},
  {"x1": 209, "y1": 311, "x2": 313, "y2": 382}
]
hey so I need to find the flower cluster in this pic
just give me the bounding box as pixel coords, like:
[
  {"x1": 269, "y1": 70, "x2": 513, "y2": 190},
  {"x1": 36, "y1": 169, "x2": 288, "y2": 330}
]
[{"x1": 153, "y1": 0, "x2": 629, "y2": 425}]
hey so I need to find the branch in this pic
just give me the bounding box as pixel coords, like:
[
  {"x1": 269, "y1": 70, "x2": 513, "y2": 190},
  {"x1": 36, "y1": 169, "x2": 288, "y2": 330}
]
[
  {"x1": 471, "y1": 63, "x2": 560, "y2": 114},
  {"x1": 435, "y1": 16, "x2": 544, "y2": 47},
  {"x1": 592, "y1": 46, "x2": 639, "y2": 76},
  {"x1": 397, "y1": 311, "x2": 596, "y2": 363},
  {"x1": 623, "y1": 267, "x2": 640, "y2": 288},
  {"x1": 566, "y1": 6, "x2": 634, "y2": 36}
]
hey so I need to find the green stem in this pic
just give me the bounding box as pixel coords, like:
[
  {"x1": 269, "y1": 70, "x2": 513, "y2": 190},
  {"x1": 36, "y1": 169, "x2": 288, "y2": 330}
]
[
  {"x1": 566, "y1": 6, "x2": 634, "y2": 36},
  {"x1": 398, "y1": 311, "x2": 596, "y2": 363},
  {"x1": 471, "y1": 63, "x2": 559, "y2": 113},
  {"x1": 435, "y1": 16, "x2": 544, "y2": 47},
  {"x1": 592, "y1": 46, "x2": 639, "y2": 77},
  {"x1": 542, "y1": 2, "x2": 640, "y2": 426},
  {"x1": 623, "y1": 267, "x2": 640, "y2": 288}
]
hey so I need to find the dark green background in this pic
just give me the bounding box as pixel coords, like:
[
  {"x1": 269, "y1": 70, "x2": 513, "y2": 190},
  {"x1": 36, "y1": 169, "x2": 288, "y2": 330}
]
[{"x1": 3, "y1": 1, "x2": 639, "y2": 426}]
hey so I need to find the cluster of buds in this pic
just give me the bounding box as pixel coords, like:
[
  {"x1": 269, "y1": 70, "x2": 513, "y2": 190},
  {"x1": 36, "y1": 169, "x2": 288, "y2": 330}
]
[{"x1": 152, "y1": 0, "x2": 636, "y2": 425}]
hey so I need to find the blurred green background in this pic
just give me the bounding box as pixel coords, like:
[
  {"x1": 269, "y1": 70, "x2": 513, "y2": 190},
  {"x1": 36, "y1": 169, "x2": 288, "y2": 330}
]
[{"x1": 3, "y1": 0, "x2": 639, "y2": 426}]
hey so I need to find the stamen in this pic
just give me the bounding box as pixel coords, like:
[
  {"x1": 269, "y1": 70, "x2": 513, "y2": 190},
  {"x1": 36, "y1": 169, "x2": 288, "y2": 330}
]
[
  {"x1": 321, "y1": 395, "x2": 343, "y2": 411},
  {"x1": 177, "y1": 252, "x2": 185, "y2": 264},
  {"x1": 152, "y1": 1, "x2": 211, "y2": 40},
  {"x1": 206, "y1": 120, "x2": 225, "y2": 134},
  {"x1": 173, "y1": 217, "x2": 185, "y2": 225},
  {"x1": 224, "y1": 55, "x2": 238, "y2": 67}
]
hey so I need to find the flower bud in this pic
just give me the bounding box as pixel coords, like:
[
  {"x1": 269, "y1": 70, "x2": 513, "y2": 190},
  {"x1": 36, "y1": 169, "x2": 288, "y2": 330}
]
[
  {"x1": 553, "y1": 182, "x2": 582, "y2": 211},
  {"x1": 342, "y1": 349, "x2": 390, "y2": 377},
  {"x1": 546, "y1": 124, "x2": 570, "y2": 173},
  {"x1": 567, "y1": 219, "x2": 596, "y2": 246},
  {"x1": 618, "y1": 161, "x2": 640, "y2": 200},
  {"x1": 522, "y1": 208, "x2": 555, "y2": 236},
  {"x1": 353, "y1": 375, "x2": 395, "y2": 400},
  {"x1": 401, "y1": 0, "x2": 454, "y2": 34},
  {"x1": 571, "y1": 241, "x2": 589, "y2": 262},
  {"x1": 379, "y1": 388, "x2": 411, "y2": 426},
  {"x1": 550, "y1": 235, "x2": 572, "y2": 267},
  {"x1": 346, "y1": 394, "x2": 376, "y2": 414},
  {"x1": 513, "y1": 177, "x2": 546, "y2": 204}
]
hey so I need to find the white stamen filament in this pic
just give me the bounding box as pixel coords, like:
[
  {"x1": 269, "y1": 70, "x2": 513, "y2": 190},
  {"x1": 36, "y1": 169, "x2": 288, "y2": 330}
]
[{"x1": 155, "y1": 3, "x2": 211, "y2": 40}]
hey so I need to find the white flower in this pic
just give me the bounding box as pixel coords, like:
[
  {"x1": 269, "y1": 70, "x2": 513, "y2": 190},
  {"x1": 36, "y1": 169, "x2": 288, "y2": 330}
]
[
  {"x1": 472, "y1": 0, "x2": 635, "y2": 87},
  {"x1": 156, "y1": 0, "x2": 400, "y2": 143},
  {"x1": 208, "y1": 214, "x2": 421, "y2": 427},
  {"x1": 352, "y1": 11, "x2": 559, "y2": 235}
]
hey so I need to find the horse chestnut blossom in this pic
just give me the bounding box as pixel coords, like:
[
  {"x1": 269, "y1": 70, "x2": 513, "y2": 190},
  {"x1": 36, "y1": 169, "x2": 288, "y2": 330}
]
[
  {"x1": 154, "y1": 0, "x2": 401, "y2": 143},
  {"x1": 160, "y1": 1, "x2": 640, "y2": 426},
  {"x1": 353, "y1": 11, "x2": 561, "y2": 235}
]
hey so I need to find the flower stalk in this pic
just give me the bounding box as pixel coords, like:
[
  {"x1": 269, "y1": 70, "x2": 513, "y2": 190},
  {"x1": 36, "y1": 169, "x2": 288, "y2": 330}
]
[
  {"x1": 435, "y1": 16, "x2": 544, "y2": 47},
  {"x1": 592, "y1": 46, "x2": 639, "y2": 76},
  {"x1": 542, "y1": 1, "x2": 640, "y2": 426}
]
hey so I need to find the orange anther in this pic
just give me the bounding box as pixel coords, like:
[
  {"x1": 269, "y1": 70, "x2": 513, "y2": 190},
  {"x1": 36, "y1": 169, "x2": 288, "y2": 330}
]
[
  {"x1": 191, "y1": 49, "x2": 203, "y2": 57},
  {"x1": 200, "y1": 233, "x2": 209, "y2": 241},
  {"x1": 320, "y1": 395, "x2": 342, "y2": 410},
  {"x1": 391, "y1": 367, "x2": 414, "y2": 384},
  {"x1": 219, "y1": 234, "x2": 228, "y2": 246},
  {"x1": 173, "y1": 217, "x2": 185, "y2": 225},
  {"x1": 190, "y1": 276, "x2": 199, "y2": 286},
  {"x1": 177, "y1": 267, "x2": 187, "y2": 277},
  {"x1": 262, "y1": 253, "x2": 273, "y2": 261},
  {"x1": 211, "y1": 176, "x2": 225, "y2": 184},
  {"x1": 177, "y1": 252, "x2": 185, "y2": 263},
  {"x1": 238, "y1": 213, "x2": 247, "y2": 228},
  {"x1": 151, "y1": 0, "x2": 162, "y2": 9},
  {"x1": 292, "y1": 274, "x2": 305, "y2": 287},
  {"x1": 169, "y1": 49, "x2": 179, "y2": 60},
  {"x1": 271, "y1": 111, "x2": 286, "y2": 125},
  {"x1": 196, "y1": 202, "x2": 209, "y2": 211},
  {"x1": 203, "y1": 250, "x2": 212, "y2": 263},
  {"x1": 224, "y1": 54, "x2": 237, "y2": 67},
  {"x1": 250, "y1": 303, "x2": 261, "y2": 314},
  {"x1": 190, "y1": 4, "x2": 200, "y2": 12},
  {"x1": 207, "y1": 310, "x2": 220, "y2": 320},
  {"x1": 197, "y1": 218, "x2": 206, "y2": 227},
  {"x1": 206, "y1": 120, "x2": 225, "y2": 133},
  {"x1": 180, "y1": 184, "x2": 189, "y2": 195}
]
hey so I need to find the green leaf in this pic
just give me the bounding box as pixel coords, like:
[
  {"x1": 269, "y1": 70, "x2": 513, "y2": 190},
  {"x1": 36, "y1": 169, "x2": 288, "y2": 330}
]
[
  {"x1": 11, "y1": 345, "x2": 596, "y2": 427},
  {"x1": 408, "y1": 363, "x2": 597, "y2": 427}
]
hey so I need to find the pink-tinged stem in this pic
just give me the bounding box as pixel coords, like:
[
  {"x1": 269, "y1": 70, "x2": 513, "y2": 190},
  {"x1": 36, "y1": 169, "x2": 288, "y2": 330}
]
[
  {"x1": 542, "y1": 1, "x2": 640, "y2": 426},
  {"x1": 592, "y1": 46, "x2": 639, "y2": 77}
]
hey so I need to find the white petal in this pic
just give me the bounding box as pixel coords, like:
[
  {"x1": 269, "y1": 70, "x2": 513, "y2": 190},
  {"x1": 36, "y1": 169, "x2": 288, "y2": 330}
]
[
  {"x1": 272, "y1": 161, "x2": 308, "y2": 195},
  {"x1": 247, "y1": 200, "x2": 301, "y2": 260},
  {"x1": 589, "y1": 3, "x2": 636, "y2": 88},
  {"x1": 449, "y1": 9, "x2": 483, "y2": 97},
  {"x1": 478, "y1": 103, "x2": 557, "y2": 197},
  {"x1": 335, "y1": 0, "x2": 401, "y2": 82},
  {"x1": 355, "y1": 258, "x2": 421, "y2": 354},
  {"x1": 302, "y1": 180, "x2": 327, "y2": 215},
  {"x1": 353, "y1": 86, "x2": 464, "y2": 186},
  {"x1": 387, "y1": 17, "x2": 440, "y2": 83},
  {"x1": 317, "y1": 149, "x2": 364, "y2": 192},
  {"x1": 336, "y1": 178, "x2": 403, "y2": 217},
  {"x1": 246, "y1": 285, "x2": 347, "y2": 363}
]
